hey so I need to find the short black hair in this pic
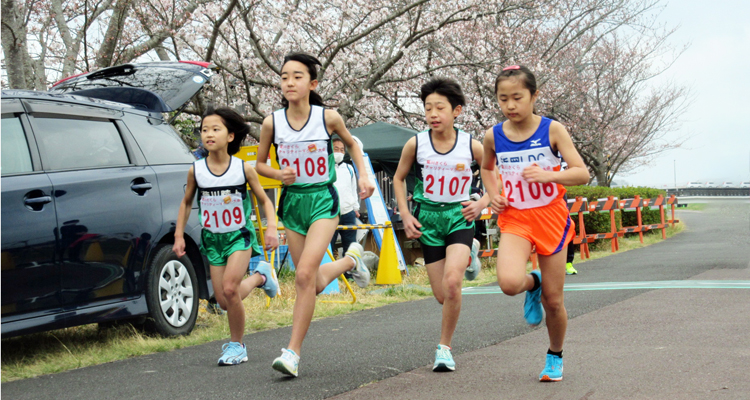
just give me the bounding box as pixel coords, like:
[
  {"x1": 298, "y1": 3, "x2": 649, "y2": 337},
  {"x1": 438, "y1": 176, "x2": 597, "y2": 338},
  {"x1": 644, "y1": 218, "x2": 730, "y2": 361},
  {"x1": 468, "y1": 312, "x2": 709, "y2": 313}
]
[
  {"x1": 331, "y1": 137, "x2": 344, "y2": 145},
  {"x1": 201, "y1": 107, "x2": 248, "y2": 155},
  {"x1": 420, "y1": 77, "x2": 466, "y2": 110}
]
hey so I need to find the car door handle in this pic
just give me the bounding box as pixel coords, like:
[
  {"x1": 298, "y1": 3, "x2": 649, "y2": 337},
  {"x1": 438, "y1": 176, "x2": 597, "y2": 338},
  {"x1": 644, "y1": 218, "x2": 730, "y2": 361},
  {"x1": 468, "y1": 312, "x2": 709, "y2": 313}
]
[
  {"x1": 131, "y1": 183, "x2": 153, "y2": 190},
  {"x1": 131, "y1": 179, "x2": 153, "y2": 196},
  {"x1": 24, "y1": 194, "x2": 52, "y2": 211},
  {"x1": 24, "y1": 196, "x2": 52, "y2": 205}
]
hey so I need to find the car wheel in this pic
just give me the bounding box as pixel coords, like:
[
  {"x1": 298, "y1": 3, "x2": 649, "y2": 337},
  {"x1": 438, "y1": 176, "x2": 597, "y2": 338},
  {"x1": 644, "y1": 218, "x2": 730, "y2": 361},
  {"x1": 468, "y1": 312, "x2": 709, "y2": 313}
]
[{"x1": 145, "y1": 244, "x2": 199, "y2": 336}]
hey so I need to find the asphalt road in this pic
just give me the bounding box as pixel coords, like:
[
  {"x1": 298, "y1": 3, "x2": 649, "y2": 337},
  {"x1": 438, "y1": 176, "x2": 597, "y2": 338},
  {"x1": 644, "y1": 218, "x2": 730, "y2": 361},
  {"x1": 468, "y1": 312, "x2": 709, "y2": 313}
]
[{"x1": 3, "y1": 198, "x2": 749, "y2": 400}]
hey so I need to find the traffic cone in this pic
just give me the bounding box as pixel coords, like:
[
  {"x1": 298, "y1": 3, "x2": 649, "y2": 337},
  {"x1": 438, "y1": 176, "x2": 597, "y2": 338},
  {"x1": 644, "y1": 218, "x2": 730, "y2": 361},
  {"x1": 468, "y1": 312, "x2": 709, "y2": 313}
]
[{"x1": 376, "y1": 222, "x2": 402, "y2": 285}]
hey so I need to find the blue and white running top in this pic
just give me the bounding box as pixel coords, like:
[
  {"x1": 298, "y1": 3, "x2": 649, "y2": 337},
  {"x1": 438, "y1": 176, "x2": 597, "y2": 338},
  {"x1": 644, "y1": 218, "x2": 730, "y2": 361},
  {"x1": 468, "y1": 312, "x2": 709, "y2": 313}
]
[{"x1": 493, "y1": 117, "x2": 566, "y2": 210}]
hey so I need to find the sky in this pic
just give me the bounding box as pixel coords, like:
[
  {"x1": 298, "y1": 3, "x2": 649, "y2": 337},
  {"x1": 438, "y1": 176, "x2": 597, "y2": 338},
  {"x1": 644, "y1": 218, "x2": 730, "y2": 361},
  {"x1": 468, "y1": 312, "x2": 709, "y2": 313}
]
[{"x1": 619, "y1": 0, "x2": 750, "y2": 188}]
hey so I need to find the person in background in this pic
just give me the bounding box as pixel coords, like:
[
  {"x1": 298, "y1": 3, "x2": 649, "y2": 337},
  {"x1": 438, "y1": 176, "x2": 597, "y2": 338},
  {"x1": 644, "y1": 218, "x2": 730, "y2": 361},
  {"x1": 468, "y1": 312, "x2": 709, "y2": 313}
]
[
  {"x1": 331, "y1": 137, "x2": 361, "y2": 278},
  {"x1": 566, "y1": 243, "x2": 577, "y2": 275}
]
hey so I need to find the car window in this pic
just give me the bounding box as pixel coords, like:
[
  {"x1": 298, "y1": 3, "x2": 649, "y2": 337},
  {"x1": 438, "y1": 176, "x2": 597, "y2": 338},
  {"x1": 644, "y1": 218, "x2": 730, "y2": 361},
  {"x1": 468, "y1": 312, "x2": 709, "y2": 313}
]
[
  {"x1": 34, "y1": 117, "x2": 130, "y2": 170},
  {"x1": 1, "y1": 117, "x2": 33, "y2": 175},
  {"x1": 126, "y1": 117, "x2": 196, "y2": 164}
]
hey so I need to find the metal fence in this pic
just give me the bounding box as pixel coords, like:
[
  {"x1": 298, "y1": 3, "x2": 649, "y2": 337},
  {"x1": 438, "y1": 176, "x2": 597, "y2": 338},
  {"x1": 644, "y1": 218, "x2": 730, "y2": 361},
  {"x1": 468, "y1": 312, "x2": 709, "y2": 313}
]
[{"x1": 665, "y1": 188, "x2": 749, "y2": 197}]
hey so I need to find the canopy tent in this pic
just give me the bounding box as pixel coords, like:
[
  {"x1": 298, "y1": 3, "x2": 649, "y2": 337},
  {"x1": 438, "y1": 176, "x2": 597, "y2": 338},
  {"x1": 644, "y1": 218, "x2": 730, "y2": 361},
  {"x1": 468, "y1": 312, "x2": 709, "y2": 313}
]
[{"x1": 349, "y1": 121, "x2": 419, "y2": 182}]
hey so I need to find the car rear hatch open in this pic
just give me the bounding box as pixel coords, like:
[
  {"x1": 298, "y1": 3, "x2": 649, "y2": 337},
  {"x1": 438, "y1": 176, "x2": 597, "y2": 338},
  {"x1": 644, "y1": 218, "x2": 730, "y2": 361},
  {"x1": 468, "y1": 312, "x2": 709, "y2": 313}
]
[{"x1": 50, "y1": 61, "x2": 218, "y2": 118}]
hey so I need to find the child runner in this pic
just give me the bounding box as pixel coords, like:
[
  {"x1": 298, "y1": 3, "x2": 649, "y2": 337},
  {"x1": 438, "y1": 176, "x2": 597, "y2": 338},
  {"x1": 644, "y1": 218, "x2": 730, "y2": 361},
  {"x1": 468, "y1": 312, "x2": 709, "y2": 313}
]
[
  {"x1": 255, "y1": 52, "x2": 375, "y2": 377},
  {"x1": 481, "y1": 65, "x2": 589, "y2": 381},
  {"x1": 393, "y1": 77, "x2": 488, "y2": 372},
  {"x1": 173, "y1": 107, "x2": 280, "y2": 366}
]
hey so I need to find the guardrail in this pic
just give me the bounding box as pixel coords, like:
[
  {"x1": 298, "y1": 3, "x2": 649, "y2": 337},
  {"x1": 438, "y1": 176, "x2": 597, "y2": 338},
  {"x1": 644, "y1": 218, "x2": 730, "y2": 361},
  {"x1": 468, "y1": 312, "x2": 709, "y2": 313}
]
[{"x1": 666, "y1": 188, "x2": 749, "y2": 197}]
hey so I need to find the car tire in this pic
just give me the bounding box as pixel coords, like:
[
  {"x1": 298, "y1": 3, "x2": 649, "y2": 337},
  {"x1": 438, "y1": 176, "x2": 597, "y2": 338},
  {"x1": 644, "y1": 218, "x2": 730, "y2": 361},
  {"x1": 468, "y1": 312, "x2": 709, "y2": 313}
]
[{"x1": 145, "y1": 244, "x2": 199, "y2": 336}]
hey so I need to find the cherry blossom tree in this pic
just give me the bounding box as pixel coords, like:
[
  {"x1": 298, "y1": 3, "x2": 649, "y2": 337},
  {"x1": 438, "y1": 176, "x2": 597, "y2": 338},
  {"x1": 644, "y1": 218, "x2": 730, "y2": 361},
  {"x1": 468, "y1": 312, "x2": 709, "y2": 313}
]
[
  {"x1": 1, "y1": 0, "x2": 210, "y2": 89},
  {"x1": 2, "y1": 0, "x2": 688, "y2": 184}
]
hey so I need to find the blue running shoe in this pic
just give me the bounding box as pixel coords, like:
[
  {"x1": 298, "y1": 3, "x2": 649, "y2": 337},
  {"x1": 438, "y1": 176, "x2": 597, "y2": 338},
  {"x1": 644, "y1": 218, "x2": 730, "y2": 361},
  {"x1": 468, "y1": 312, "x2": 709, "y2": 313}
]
[
  {"x1": 432, "y1": 344, "x2": 456, "y2": 372},
  {"x1": 465, "y1": 239, "x2": 481, "y2": 281},
  {"x1": 255, "y1": 261, "x2": 279, "y2": 298},
  {"x1": 539, "y1": 354, "x2": 563, "y2": 381},
  {"x1": 272, "y1": 348, "x2": 299, "y2": 377},
  {"x1": 217, "y1": 342, "x2": 247, "y2": 366},
  {"x1": 524, "y1": 269, "x2": 543, "y2": 325}
]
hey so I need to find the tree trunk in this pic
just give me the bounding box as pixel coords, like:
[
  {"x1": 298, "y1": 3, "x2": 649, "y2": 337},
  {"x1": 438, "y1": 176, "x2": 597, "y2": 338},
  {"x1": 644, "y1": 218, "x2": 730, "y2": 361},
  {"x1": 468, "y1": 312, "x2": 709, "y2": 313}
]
[
  {"x1": 1, "y1": 0, "x2": 29, "y2": 89},
  {"x1": 97, "y1": 0, "x2": 133, "y2": 67},
  {"x1": 595, "y1": 168, "x2": 608, "y2": 187}
]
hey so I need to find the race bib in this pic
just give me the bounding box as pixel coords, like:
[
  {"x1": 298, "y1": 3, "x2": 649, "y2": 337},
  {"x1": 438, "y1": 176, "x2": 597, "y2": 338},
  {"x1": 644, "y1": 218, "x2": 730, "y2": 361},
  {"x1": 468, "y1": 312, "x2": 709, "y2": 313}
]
[
  {"x1": 200, "y1": 192, "x2": 246, "y2": 233},
  {"x1": 498, "y1": 157, "x2": 558, "y2": 209},
  {"x1": 277, "y1": 140, "x2": 329, "y2": 184},
  {"x1": 422, "y1": 156, "x2": 472, "y2": 203}
]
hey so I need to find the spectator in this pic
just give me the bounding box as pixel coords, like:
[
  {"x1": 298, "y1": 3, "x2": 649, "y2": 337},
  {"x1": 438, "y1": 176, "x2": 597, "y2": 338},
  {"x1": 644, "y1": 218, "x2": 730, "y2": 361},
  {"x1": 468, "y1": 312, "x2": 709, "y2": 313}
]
[{"x1": 330, "y1": 137, "x2": 361, "y2": 263}]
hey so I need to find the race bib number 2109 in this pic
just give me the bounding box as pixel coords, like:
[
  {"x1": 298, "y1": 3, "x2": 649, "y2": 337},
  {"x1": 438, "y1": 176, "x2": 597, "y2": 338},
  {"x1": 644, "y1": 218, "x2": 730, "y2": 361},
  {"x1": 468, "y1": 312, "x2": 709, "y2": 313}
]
[{"x1": 200, "y1": 193, "x2": 246, "y2": 233}]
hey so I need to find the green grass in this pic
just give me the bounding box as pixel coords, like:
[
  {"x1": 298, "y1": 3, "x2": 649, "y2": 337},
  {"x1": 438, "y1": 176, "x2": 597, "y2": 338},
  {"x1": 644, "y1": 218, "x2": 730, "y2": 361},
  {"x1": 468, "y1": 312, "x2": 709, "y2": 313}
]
[
  {"x1": 683, "y1": 203, "x2": 707, "y2": 211},
  {"x1": 1, "y1": 223, "x2": 684, "y2": 382}
]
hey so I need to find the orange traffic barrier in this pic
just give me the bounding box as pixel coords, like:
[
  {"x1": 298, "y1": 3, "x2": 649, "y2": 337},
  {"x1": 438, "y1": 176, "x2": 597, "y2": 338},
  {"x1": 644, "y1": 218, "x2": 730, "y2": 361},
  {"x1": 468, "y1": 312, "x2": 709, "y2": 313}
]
[
  {"x1": 666, "y1": 194, "x2": 681, "y2": 227},
  {"x1": 586, "y1": 196, "x2": 621, "y2": 253},
  {"x1": 568, "y1": 197, "x2": 590, "y2": 260},
  {"x1": 619, "y1": 195, "x2": 647, "y2": 243},
  {"x1": 473, "y1": 194, "x2": 680, "y2": 262}
]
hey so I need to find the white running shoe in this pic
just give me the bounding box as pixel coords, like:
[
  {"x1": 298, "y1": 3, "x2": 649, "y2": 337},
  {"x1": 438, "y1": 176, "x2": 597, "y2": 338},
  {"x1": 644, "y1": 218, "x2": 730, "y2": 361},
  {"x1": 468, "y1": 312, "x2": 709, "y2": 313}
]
[
  {"x1": 272, "y1": 348, "x2": 299, "y2": 377},
  {"x1": 465, "y1": 239, "x2": 481, "y2": 281},
  {"x1": 345, "y1": 243, "x2": 370, "y2": 288}
]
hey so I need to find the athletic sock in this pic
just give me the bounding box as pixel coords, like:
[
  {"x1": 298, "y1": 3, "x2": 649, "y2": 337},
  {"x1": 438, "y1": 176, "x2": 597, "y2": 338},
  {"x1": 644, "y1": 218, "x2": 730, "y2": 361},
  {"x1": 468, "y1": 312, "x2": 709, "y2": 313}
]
[
  {"x1": 255, "y1": 272, "x2": 267, "y2": 286},
  {"x1": 530, "y1": 272, "x2": 541, "y2": 292},
  {"x1": 346, "y1": 255, "x2": 357, "y2": 270},
  {"x1": 547, "y1": 349, "x2": 563, "y2": 358}
]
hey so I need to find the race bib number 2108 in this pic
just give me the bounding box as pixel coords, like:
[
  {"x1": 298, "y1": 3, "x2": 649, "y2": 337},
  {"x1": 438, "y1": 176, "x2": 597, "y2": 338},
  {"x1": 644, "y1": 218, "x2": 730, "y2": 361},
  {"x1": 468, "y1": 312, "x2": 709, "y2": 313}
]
[{"x1": 277, "y1": 140, "x2": 329, "y2": 184}]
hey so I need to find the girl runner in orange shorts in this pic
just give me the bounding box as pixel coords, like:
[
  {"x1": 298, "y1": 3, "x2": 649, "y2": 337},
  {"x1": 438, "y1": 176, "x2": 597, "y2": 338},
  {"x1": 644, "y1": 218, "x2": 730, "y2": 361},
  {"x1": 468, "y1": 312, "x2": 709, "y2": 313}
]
[{"x1": 481, "y1": 65, "x2": 589, "y2": 382}]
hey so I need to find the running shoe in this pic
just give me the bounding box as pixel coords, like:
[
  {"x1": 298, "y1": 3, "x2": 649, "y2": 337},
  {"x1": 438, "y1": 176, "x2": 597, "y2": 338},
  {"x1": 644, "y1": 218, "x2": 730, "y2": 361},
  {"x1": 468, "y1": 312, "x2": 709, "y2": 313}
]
[
  {"x1": 345, "y1": 243, "x2": 370, "y2": 288},
  {"x1": 565, "y1": 262, "x2": 578, "y2": 275},
  {"x1": 539, "y1": 353, "x2": 563, "y2": 382},
  {"x1": 465, "y1": 239, "x2": 481, "y2": 281},
  {"x1": 217, "y1": 342, "x2": 247, "y2": 366},
  {"x1": 272, "y1": 348, "x2": 299, "y2": 377},
  {"x1": 255, "y1": 261, "x2": 279, "y2": 298},
  {"x1": 432, "y1": 344, "x2": 456, "y2": 372},
  {"x1": 524, "y1": 270, "x2": 543, "y2": 325}
]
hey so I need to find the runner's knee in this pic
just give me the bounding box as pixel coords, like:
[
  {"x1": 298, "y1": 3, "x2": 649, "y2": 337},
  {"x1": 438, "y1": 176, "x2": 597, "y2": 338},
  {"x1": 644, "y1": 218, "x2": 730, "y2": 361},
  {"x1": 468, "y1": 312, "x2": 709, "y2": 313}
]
[{"x1": 498, "y1": 276, "x2": 526, "y2": 296}]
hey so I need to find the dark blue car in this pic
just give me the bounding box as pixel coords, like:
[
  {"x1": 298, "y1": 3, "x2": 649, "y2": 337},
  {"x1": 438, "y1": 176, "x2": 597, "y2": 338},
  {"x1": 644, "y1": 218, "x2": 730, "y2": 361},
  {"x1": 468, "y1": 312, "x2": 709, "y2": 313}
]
[{"x1": 1, "y1": 61, "x2": 217, "y2": 337}]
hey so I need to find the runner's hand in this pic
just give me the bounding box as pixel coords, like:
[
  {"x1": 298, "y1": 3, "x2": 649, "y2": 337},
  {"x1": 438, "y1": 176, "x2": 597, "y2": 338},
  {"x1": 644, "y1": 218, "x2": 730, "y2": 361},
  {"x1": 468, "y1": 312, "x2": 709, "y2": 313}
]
[
  {"x1": 172, "y1": 237, "x2": 186, "y2": 257},
  {"x1": 280, "y1": 167, "x2": 296, "y2": 185},
  {"x1": 521, "y1": 163, "x2": 551, "y2": 183},
  {"x1": 358, "y1": 176, "x2": 376, "y2": 199},
  {"x1": 461, "y1": 200, "x2": 484, "y2": 222},
  {"x1": 402, "y1": 214, "x2": 422, "y2": 239},
  {"x1": 491, "y1": 194, "x2": 509, "y2": 214},
  {"x1": 264, "y1": 228, "x2": 279, "y2": 251}
]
